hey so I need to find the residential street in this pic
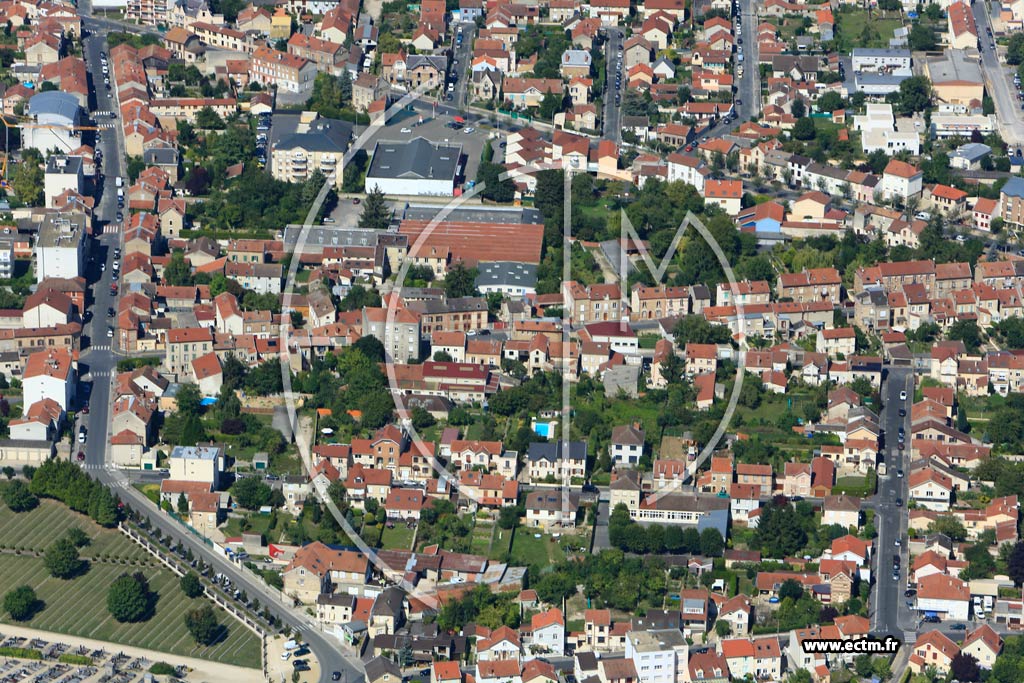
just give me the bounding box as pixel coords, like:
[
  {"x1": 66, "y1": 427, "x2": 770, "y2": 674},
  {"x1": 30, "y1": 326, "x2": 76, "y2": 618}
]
[
  {"x1": 75, "y1": 14, "x2": 363, "y2": 683},
  {"x1": 602, "y1": 29, "x2": 623, "y2": 143}
]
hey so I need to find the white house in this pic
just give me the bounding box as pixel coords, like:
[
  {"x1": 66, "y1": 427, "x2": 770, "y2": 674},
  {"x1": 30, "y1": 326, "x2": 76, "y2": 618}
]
[
  {"x1": 528, "y1": 608, "x2": 565, "y2": 656},
  {"x1": 881, "y1": 159, "x2": 924, "y2": 202},
  {"x1": 908, "y1": 467, "x2": 954, "y2": 511},
  {"x1": 916, "y1": 574, "x2": 971, "y2": 621},
  {"x1": 610, "y1": 423, "x2": 645, "y2": 467},
  {"x1": 23, "y1": 349, "x2": 75, "y2": 415}
]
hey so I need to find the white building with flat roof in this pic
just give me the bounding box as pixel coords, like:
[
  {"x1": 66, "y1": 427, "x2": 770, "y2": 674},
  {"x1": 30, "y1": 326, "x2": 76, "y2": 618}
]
[
  {"x1": 34, "y1": 212, "x2": 86, "y2": 283},
  {"x1": 169, "y1": 444, "x2": 224, "y2": 488},
  {"x1": 626, "y1": 629, "x2": 688, "y2": 683}
]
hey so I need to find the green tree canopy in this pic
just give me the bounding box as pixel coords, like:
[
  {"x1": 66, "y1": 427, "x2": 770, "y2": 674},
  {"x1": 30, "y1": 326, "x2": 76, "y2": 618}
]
[{"x1": 107, "y1": 573, "x2": 151, "y2": 622}]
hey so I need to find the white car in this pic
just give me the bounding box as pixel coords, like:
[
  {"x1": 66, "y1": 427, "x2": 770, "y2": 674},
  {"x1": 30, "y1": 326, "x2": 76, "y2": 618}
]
[
  {"x1": 107, "y1": 328, "x2": 113, "y2": 338},
  {"x1": 400, "y1": 127, "x2": 412, "y2": 133},
  {"x1": 464, "y1": 127, "x2": 475, "y2": 134},
  {"x1": 899, "y1": 390, "x2": 907, "y2": 401}
]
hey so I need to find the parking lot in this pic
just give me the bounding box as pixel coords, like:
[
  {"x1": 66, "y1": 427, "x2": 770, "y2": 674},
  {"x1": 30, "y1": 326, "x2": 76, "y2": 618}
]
[{"x1": 357, "y1": 112, "x2": 494, "y2": 191}]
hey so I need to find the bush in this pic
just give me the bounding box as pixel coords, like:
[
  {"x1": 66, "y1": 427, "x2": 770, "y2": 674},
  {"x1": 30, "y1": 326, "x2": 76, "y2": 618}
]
[
  {"x1": 0, "y1": 647, "x2": 42, "y2": 659},
  {"x1": 149, "y1": 662, "x2": 177, "y2": 676},
  {"x1": 107, "y1": 573, "x2": 151, "y2": 622},
  {"x1": 220, "y1": 418, "x2": 245, "y2": 435},
  {"x1": 2, "y1": 480, "x2": 38, "y2": 512},
  {"x1": 3, "y1": 585, "x2": 40, "y2": 621},
  {"x1": 180, "y1": 571, "x2": 204, "y2": 598},
  {"x1": 58, "y1": 654, "x2": 92, "y2": 665}
]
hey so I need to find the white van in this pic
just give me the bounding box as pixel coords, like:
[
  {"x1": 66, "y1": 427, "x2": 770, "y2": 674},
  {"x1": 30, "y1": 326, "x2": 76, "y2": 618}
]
[
  {"x1": 115, "y1": 176, "x2": 124, "y2": 188},
  {"x1": 283, "y1": 639, "x2": 300, "y2": 651}
]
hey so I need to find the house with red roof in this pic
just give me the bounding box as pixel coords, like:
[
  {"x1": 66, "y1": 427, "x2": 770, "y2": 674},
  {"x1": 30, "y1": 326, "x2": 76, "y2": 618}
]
[{"x1": 909, "y1": 630, "x2": 959, "y2": 675}]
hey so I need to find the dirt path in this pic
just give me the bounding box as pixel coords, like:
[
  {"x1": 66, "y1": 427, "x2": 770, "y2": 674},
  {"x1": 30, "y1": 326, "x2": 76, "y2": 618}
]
[{"x1": 0, "y1": 624, "x2": 259, "y2": 683}]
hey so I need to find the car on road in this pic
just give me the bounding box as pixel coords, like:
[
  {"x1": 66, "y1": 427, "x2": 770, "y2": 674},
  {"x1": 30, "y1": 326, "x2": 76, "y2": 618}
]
[
  {"x1": 77, "y1": 451, "x2": 85, "y2": 462},
  {"x1": 894, "y1": 537, "x2": 901, "y2": 546},
  {"x1": 78, "y1": 428, "x2": 86, "y2": 443},
  {"x1": 332, "y1": 674, "x2": 342, "y2": 681},
  {"x1": 400, "y1": 127, "x2": 412, "y2": 133},
  {"x1": 116, "y1": 211, "x2": 123, "y2": 222},
  {"x1": 464, "y1": 127, "x2": 475, "y2": 134},
  {"x1": 951, "y1": 624, "x2": 967, "y2": 630},
  {"x1": 898, "y1": 408, "x2": 906, "y2": 417},
  {"x1": 905, "y1": 589, "x2": 917, "y2": 597},
  {"x1": 100, "y1": 262, "x2": 105, "y2": 272},
  {"x1": 107, "y1": 328, "x2": 113, "y2": 338},
  {"x1": 896, "y1": 469, "x2": 904, "y2": 478},
  {"x1": 735, "y1": 98, "x2": 742, "y2": 105},
  {"x1": 892, "y1": 570, "x2": 899, "y2": 580},
  {"x1": 896, "y1": 497, "x2": 903, "y2": 507},
  {"x1": 923, "y1": 615, "x2": 941, "y2": 623}
]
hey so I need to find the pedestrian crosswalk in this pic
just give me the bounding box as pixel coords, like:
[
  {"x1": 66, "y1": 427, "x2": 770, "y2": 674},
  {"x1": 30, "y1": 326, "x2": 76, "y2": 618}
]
[
  {"x1": 90, "y1": 346, "x2": 112, "y2": 353},
  {"x1": 95, "y1": 122, "x2": 117, "y2": 130},
  {"x1": 92, "y1": 110, "x2": 115, "y2": 117},
  {"x1": 102, "y1": 222, "x2": 121, "y2": 234}
]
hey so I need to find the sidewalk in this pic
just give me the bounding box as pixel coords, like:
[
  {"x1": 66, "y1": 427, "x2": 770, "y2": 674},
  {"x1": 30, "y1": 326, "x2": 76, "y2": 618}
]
[{"x1": 0, "y1": 624, "x2": 257, "y2": 683}]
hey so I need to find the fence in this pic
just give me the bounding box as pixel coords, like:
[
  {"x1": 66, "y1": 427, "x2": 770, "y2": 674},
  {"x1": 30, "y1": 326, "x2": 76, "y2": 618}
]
[{"x1": 118, "y1": 524, "x2": 269, "y2": 640}]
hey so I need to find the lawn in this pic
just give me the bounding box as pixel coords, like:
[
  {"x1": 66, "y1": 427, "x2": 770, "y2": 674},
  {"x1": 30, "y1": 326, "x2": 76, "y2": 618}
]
[
  {"x1": 509, "y1": 528, "x2": 566, "y2": 568},
  {"x1": 0, "y1": 502, "x2": 260, "y2": 668},
  {"x1": 835, "y1": 8, "x2": 904, "y2": 51},
  {"x1": 380, "y1": 523, "x2": 415, "y2": 550},
  {"x1": 834, "y1": 471, "x2": 877, "y2": 497},
  {"x1": 470, "y1": 521, "x2": 495, "y2": 557}
]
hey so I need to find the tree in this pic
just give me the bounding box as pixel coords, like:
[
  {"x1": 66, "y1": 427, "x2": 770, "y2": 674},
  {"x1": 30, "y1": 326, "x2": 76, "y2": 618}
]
[
  {"x1": 184, "y1": 605, "x2": 220, "y2": 645},
  {"x1": 44, "y1": 537, "x2": 83, "y2": 579},
  {"x1": 753, "y1": 501, "x2": 807, "y2": 558},
  {"x1": 107, "y1": 573, "x2": 150, "y2": 622},
  {"x1": 909, "y1": 23, "x2": 936, "y2": 51},
  {"x1": 180, "y1": 573, "x2": 203, "y2": 598},
  {"x1": 10, "y1": 151, "x2": 43, "y2": 206},
  {"x1": 537, "y1": 90, "x2": 563, "y2": 120},
  {"x1": 231, "y1": 477, "x2": 272, "y2": 509},
  {"x1": 1009, "y1": 541, "x2": 1024, "y2": 587},
  {"x1": 791, "y1": 98, "x2": 806, "y2": 118},
  {"x1": 175, "y1": 383, "x2": 203, "y2": 417},
  {"x1": 3, "y1": 586, "x2": 38, "y2": 621},
  {"x1": 476, "y1": 161, "x2": 516, "y2": 203},
  {"x1": 699, "y1": 528, "x2": 724, "y2": 557},
  {"x1": 64, "y1": 527, "x2": 90, "y2": 548},
  {"x1": 673, "y1": 315, "x2": 731, "y2": 346},
  {"x1": 793, "y1": 117, "x2": 816, "y2": 141},
  {"x1": 714, "y1": 619, "x2": 731, "y2": 637},
  {"x1": 497, "y1": 505, "x2": 520, "y2": 529},
  {"x1": 2, "y1": 479, "x2": 37, "y2": 512},
  {"x1": 779, "y1": 579, "x2": 804, "y2": 601},
  {"x1": 444, "y1": 262, "x2": 479, "y2": 298},
  {"x1": 947, "y1": 319, "x2": 983, "y2": 354},
  {"x1": 1009, "y1": 33, "x2": 1024, "y2": 65},
  {"x1": 163, "y1": 251, "x2": 193, "y2": 287},
  {"x1": 195, "y1": 106, "x2": 225, "y2": 130},
  {"x1": 815, "y1": 92, "x2": 844, "y2": 113},
  {"x1": 951, "y1": 652, "x2": 981, "y2": 682},
  {"x1": 176, "y1": 493, "x2": 189, "y2": 515},
  {"x1": 889, "y1": 76, "x2": 931, "y2": 116},
  {"x1": 358, "y1": 186, "x2": 391, "y2": 230}
]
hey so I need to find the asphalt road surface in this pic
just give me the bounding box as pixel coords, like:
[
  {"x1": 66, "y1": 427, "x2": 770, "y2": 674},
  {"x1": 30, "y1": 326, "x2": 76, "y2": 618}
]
[
  {"x1": 974, "y1": 1, "x2": 1024, "y2": 145},
  {"x1": 602, "y1": 29, "x2": 624, "y2": 143},
  {"x1": 872, "y1": 366, "x2": 915, "y2": 642}
]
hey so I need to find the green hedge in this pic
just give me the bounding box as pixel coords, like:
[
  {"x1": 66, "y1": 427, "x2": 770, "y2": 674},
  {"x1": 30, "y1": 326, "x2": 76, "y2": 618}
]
[
  {"x1": 59, "y1": 654, "x2": 93, "y2": 665},
  {"x1": 0, "y1": 646, "x2": 42, "y2": 659}
]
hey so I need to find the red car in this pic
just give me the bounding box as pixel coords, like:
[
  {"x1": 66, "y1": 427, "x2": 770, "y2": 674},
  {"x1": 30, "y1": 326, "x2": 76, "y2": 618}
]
[{"x1": 77, "y1": 451, "x2": 85, "y2": 462}]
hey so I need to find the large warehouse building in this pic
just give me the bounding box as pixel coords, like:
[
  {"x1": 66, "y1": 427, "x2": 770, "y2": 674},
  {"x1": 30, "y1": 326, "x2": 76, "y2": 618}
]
[{"x1": 365, "y1": 137, "x2": 463, "y2": 196}]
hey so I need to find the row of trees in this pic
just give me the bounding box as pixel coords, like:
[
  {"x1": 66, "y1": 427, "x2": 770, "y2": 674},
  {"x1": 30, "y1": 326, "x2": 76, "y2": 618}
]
[
  {"x1": 28, "y1": 460, "x2": 120, "y2": 528},
  {"x1": 608, "y1": 503, "x2": 724, "y2": 556}
]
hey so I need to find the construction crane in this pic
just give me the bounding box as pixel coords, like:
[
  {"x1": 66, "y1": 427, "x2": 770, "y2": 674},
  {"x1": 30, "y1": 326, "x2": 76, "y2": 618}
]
[{"x1": 0, "y1": 115, "x2": 102, "y2": 186}]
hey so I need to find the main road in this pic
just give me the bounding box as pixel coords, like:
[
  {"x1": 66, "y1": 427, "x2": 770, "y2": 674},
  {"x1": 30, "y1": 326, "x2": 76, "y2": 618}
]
[
  {"x1": 974, "y1": 0, "x2": 1024, "y2": 145},
  {"x1": 75, "y1": 11, "x2": 363, "y2": 683}
]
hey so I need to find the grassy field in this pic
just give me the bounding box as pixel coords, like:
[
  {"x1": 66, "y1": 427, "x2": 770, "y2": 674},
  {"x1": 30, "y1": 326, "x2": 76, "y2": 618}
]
[
  {"x1": 835, "y1": 8, "x2": 904, "y2": 51},
  {"x1": 380, "y1": 523, "x2": 415, "y2": 550},
  {"x1": 0, "y1": 501, "x2": 260, "y2": 668},
  {"x1": 509, "y1": 528, "x2": 567, "y2": 568}
]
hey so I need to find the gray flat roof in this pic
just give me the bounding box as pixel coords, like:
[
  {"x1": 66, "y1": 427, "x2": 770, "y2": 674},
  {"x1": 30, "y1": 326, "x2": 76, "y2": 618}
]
[
  {"x1": 366, "y1": 137, "x2": 462, "y2": 182},
  {"x1": 476, "y1": 261, "x2": 538, "y2": 287},
  {"x1": 852, "y1": 48, "x2": 911, "y2": 58}
]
